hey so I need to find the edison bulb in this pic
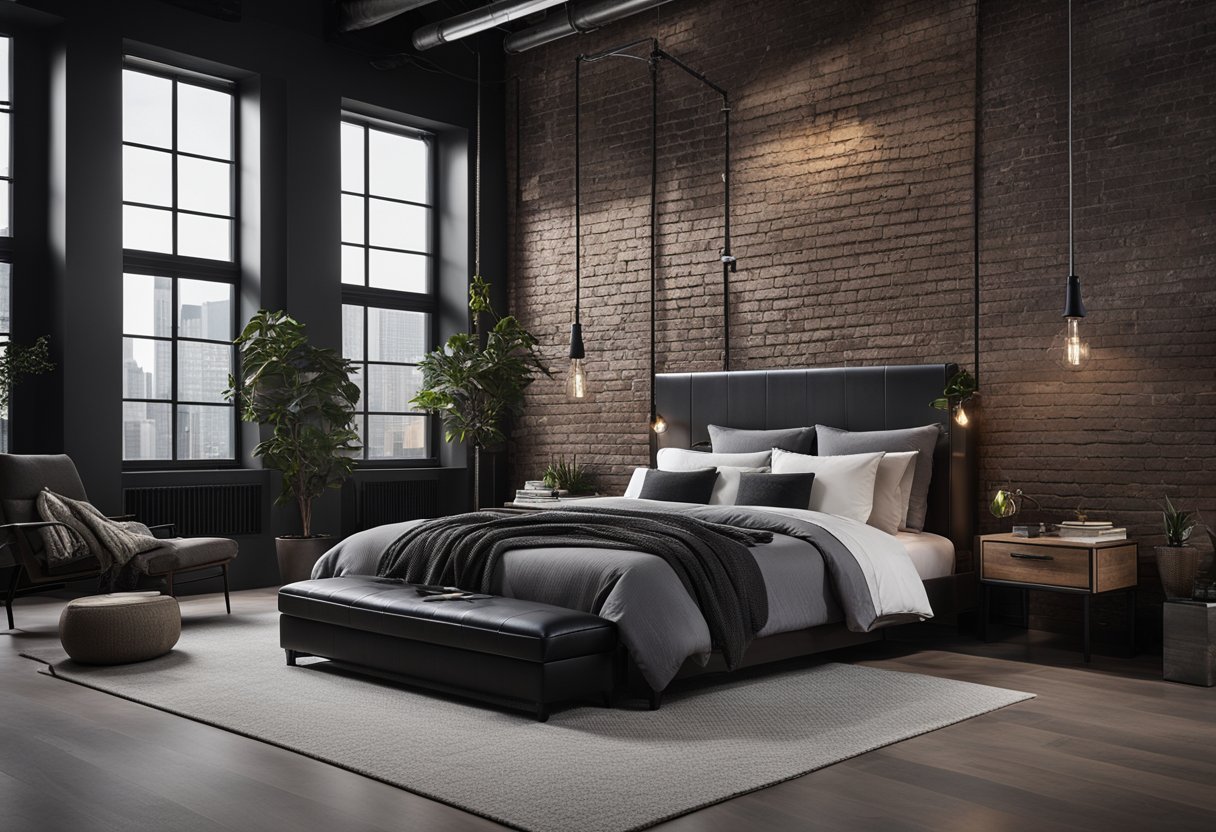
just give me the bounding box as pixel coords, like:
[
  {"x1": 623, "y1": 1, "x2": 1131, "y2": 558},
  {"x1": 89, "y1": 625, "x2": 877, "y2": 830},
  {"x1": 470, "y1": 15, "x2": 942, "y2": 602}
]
[
  {"x1": 651, "y1": 414, "x2": 668, "y2": 434},
  {"x1": 954, "y1": 403, "x2": 969, "y2": 427},
  {"x1": 566, "y1": 359, "x2": 588, "y2": 399},
  {"x1": 1064, "y1": 317, "x2": 1087, "y2": 366}
]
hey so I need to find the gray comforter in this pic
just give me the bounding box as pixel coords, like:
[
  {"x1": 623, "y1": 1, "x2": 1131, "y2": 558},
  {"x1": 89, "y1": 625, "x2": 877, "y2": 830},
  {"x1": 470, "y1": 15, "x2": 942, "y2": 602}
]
[{"x1": 312, "y1": 498, "x2": 932, "y2": 691}]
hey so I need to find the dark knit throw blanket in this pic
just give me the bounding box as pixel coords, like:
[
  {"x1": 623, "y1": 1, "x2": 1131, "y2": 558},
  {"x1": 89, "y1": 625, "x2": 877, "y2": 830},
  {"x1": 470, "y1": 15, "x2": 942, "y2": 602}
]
[{"x1": 377, "y1": 507, "x2": 772, "y2": 669}]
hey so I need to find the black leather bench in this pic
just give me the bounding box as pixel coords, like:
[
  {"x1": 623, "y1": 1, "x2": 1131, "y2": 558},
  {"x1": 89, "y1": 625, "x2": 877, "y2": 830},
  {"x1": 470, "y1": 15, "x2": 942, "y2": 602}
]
[{"x1": 278, "y1": 576, "x2": 618, "y2": 721}]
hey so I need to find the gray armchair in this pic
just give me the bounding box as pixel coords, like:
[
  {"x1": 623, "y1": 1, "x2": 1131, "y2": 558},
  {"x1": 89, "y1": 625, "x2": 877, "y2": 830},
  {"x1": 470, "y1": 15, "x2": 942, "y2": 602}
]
[{"x1": 0, "y1": 454, "x2": 237, "y2": 629}]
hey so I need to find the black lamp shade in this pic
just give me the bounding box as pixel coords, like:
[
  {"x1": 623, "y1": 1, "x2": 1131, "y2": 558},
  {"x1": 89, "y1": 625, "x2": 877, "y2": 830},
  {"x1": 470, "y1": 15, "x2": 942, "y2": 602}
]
[
  {"x1": 1062, "y1": 274, "x2": 1086, "y2": 319},
  {"x1": 568, "y1": 321, "x2": 585, "y2": 359}
]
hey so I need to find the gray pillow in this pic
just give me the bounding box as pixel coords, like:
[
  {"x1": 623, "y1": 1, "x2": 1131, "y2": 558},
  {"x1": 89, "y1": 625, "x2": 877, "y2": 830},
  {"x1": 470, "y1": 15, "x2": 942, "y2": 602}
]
[
  {"x1": 708, "y1": 424, "x2": 815, "y2": 454},
  {"x1": 638, "y1": 469, "x2": 719, "y2": 504},
  {"x1": 815, "y1": 424, "x2": 941, "y2": 531},
  {"x1": 735, "y1": 472, "x2": 816, "y2": 510}
]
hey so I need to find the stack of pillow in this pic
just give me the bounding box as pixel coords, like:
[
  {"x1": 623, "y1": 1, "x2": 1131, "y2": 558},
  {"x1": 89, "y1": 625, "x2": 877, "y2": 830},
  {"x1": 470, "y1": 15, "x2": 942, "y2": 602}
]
[{"x1": 623, "y1": 423, "x2": 941, "y2": 536}]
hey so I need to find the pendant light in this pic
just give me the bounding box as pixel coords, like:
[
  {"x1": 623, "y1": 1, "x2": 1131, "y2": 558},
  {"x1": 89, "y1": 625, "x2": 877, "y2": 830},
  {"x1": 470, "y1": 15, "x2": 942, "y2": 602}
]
[
  {"x1": 567, "y1": 57, "x2": 590, "y2": 400},
  {"x1": 1054, "y1": 0, "x2": 1089, "y2": 369},
  {"x1": 647, "y1": 53, "x2": 665, "y2": 434}
]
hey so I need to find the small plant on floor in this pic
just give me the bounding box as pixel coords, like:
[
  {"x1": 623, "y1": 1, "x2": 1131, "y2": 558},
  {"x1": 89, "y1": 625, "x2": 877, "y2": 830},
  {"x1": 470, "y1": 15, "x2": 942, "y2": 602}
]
[{"x1": 542, "y1": 456, "x2": 596, "y2": 496}]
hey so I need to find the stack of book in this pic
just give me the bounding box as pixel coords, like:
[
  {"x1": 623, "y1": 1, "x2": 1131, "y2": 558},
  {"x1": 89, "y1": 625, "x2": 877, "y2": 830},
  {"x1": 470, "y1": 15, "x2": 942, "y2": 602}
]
[
  {"x1": 514, "y1": 481, "x2": 566, "y2": 504},
  {"x1": 1057, "y1": 520, "x2": 1126, "y2": 543}
]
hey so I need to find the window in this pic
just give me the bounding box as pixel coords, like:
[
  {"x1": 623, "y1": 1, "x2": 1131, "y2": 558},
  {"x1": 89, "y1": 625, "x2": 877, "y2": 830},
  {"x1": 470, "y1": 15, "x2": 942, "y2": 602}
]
[
  {"x1": 1, "y1": 35, "x2": 13, "y2": 451},
  {"x1": 340, "y1": 116, "x2": 435, "y2": 461},
  {"x1": 121, "y1": 62, "x2": 237, "y2": 464}
]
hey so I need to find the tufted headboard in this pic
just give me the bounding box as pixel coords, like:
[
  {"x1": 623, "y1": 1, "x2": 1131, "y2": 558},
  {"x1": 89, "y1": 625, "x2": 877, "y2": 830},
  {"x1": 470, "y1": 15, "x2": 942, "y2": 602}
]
[{"x1": 653, "y1": 364, "x2": 976, "y2": 552}]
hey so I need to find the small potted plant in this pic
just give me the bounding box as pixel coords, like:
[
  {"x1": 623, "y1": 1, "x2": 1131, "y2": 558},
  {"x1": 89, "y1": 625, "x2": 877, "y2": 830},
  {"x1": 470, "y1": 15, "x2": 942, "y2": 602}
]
[
  {"x1": 226, "y1": 310, "x2": 361, "y2": 583},
  {"x1": 542, "y1": 456, "x2": 597, "y2": 496},
  {"x1": 1156, "y1": 497, "x2": 1201, "y2": 600}
]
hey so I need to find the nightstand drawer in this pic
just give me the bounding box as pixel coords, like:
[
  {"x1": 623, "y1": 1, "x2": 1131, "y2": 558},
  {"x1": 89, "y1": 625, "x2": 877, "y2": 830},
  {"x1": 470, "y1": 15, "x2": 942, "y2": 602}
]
[{"x1": 982, "y1": 542, "x2": 1091, "y2": 589}]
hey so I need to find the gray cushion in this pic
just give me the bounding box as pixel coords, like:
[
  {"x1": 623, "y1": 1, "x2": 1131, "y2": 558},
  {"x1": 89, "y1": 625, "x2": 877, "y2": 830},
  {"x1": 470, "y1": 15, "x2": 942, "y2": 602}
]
[
  {"x1": 735, "y1": 472, "x2": 816, "y2": 510},
  {"x1": 816, "y1": 424, "x2": 941, "y2": 531},
  {"x1": 132, "y1": 537, "x2": 238, "y2": 575},
  {"x1": 708, "y1": 425, "x2": 815, "y2": 454},
  {"x1": 637, "y1": 469, "x2": 719, "y2": 504}
]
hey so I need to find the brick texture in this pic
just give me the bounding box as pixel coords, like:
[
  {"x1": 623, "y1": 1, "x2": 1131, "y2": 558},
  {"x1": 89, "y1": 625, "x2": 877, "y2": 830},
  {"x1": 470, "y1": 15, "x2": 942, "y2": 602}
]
[{"x1": 505, "y1": 0, "x2": 1216, "y2": 645}]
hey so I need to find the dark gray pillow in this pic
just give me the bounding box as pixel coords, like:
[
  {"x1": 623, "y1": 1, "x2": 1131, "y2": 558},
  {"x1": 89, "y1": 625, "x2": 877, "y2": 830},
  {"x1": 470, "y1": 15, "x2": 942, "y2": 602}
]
[
  {"x1": 735, "y1": 472, "x2": 816, "y2": 510},
  {"x1": 815, "y1": 424, "x2": 941, "y2": 531},
  {"x1": 708, "y1": 424, "x2": 815, "y2": 454},
  {"x1": 638, "y1": 469, "x2": 719, "y2": 504}
]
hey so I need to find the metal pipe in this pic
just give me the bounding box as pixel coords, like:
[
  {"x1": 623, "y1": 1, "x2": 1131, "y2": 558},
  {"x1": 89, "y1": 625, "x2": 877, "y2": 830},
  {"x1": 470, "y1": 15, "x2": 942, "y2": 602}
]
[
  {"x1": 337, "y1": 0, "x2": 440, "y2": 32},
  {"x1": 413, "y1": 0, "x2": 568, "y2": 51},
  {"x1": 504, "y1": 0, "x2": 677, "y2": 54}
]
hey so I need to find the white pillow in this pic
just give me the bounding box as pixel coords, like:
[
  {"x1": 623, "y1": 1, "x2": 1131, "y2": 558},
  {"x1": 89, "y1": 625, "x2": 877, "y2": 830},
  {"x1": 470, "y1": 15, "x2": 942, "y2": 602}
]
[
  {"x1": 624, "y1": 467, "x2": 649, "y2": 499},
  {"x1": 710, "y1": 466, "x2": 770, "y2": 505},
  {"x1": 656, "y1": 447, "x2": 771, "y2": 471},
  {"x1": 771, "y1": 448, "x2": 885, "y2": 523},
  {"x1": 868, "y1": 451, "x2": 917, "y2": 535}
]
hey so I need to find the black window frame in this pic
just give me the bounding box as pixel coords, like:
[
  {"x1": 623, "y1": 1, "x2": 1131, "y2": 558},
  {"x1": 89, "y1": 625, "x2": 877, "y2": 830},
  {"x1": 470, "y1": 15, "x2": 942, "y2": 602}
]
[
  {"x1": 121, "y1": 58, "x2": 240, "y2": 470},
  {"x1": 1, "y1": 33, "x2": 15, "y2": 453},
  {"x1": 341, "y1": 112, "x2": 440, "y2": 467}
]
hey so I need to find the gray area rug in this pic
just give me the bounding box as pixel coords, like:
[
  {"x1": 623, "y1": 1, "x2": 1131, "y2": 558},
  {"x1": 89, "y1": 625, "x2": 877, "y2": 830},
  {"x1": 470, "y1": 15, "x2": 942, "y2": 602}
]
[{"x1": 24, "y1": 611, "x2": 1032, "y2": 832}]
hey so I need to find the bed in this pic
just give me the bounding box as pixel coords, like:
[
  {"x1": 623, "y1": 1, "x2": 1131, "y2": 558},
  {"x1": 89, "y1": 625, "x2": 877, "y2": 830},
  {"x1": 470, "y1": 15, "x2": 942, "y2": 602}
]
[{"x1": 313, "y1": 364, "x2": 977, "y2": 696}]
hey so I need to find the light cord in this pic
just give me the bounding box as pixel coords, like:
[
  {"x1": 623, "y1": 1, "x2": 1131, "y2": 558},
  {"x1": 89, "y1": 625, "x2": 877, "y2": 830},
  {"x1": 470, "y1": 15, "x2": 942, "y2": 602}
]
[{"x1": 1068, "y1": 0, "x2": 1074, "y2": 276}]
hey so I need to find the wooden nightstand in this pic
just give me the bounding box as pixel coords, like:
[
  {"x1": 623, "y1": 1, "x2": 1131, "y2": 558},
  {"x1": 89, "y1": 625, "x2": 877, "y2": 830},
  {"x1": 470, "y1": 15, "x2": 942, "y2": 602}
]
[{"x1": 978, "y1": 533, "x2": 1138, "y2": 662}]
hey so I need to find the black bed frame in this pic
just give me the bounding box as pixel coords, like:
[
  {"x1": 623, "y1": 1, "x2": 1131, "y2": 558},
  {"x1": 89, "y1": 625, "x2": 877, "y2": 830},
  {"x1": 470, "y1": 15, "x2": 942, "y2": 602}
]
[{"x1": 650, "y1": 364, "x2": 978, "y2": 688}]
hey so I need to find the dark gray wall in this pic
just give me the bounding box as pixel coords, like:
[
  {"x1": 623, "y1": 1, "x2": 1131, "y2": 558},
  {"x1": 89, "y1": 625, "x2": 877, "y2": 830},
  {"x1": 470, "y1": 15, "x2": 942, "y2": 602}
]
[{"x1": 1, "y1": 0, "x2": 507, "y2": 589}]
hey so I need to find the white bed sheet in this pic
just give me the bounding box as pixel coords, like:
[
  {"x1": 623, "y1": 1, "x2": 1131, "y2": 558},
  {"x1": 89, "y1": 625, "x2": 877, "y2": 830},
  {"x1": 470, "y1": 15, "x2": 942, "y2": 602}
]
[{"x1": 895, "y1": 531, "x2": 955, "y2": 580}]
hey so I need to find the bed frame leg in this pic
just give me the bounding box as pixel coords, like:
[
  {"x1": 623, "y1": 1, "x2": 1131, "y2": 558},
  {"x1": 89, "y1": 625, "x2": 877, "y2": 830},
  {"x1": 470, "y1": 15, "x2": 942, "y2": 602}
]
[
  {"x1": 285, "y1": 649, "x2": 298, "y2": 666},
  {"x1": 536, "y1": 704, "x2": 550, "y2": 722},
  {"x1": 648, "y1": 689, "x2": 662, "y2": 711}
]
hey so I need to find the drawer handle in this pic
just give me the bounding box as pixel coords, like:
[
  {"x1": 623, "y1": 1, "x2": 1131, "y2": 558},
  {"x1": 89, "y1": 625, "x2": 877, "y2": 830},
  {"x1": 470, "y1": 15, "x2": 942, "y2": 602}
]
[{"x1": 1010, "y1": 552, "x2": 1054, "y2": 561}]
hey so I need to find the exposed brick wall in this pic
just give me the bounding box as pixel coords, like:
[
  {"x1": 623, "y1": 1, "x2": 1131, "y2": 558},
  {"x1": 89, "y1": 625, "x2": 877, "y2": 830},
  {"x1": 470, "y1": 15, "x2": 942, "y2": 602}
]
[{"x1": 505, "y1": 0, "x2": 1216, "y2": 645}]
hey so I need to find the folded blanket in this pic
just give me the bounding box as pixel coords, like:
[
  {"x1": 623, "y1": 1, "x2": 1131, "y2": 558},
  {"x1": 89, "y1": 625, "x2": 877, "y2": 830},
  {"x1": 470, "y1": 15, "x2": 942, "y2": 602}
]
[
  {"x1": 37, "y1": 489, "x2": 162, "y2": 571},
  {"x1": 378, "y1": 507, "x2": 772, "y2": 670}
]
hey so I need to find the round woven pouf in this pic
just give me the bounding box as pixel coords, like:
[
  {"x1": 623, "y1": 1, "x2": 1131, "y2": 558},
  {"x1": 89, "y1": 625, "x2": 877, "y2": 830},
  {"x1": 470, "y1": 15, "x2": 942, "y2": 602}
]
[{"x1": 59, "y1": 592, "x2": 182, "y2": 665}]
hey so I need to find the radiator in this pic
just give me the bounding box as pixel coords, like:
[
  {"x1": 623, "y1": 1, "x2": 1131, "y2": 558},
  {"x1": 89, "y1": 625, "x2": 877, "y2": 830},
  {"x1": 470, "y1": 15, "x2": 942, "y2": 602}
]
[
  {"x1": 358, "y1": 479, "x2": 439, "y2": 530},
  {"x1": 123, "y1": 483, "x2": 263, "y2": 537}
]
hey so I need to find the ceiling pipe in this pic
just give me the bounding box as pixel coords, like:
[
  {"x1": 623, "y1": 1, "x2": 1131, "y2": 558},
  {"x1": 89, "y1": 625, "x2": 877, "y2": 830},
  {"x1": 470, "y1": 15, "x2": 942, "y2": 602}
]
[
  {"x1": 337, "y1": 0, "x2": 441, "y2": 33},
  {"x1": 504, "y1": 0, "x2": 676, "y2": 54},
  {"x1": 413, "y1": 0, "x2": 569, "y2": 51}
]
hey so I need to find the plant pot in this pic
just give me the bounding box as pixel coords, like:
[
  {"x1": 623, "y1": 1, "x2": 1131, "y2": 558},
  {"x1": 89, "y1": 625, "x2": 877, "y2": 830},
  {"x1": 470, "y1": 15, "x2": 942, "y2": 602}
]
[
  {"x1": 276, "y1": 536, "x2": 335, "y2": 585},
  {"x1": 1155, "y1": 545, "x2": 1202, "y2": 600}
]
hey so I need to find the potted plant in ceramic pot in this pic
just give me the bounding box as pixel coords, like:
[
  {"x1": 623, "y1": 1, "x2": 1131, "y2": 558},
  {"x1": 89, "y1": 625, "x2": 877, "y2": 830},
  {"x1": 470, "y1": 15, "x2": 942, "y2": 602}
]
[
  {"x1": 1156, "y1": 497, "x2": 1201, "y2": 600},
  {"x1": 226, "y1": 310, "x2": 361, "y2": 583}
]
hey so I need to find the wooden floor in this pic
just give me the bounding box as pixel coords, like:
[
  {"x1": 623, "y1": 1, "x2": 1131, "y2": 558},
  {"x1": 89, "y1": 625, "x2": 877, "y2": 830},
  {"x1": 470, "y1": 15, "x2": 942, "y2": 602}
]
[{"x1": 3, "y1": 589, "x2": 1214, "y2": 832}]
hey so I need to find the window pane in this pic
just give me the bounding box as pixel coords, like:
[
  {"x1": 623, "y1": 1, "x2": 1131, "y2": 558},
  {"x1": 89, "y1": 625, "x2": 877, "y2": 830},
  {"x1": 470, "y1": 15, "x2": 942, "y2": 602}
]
[
  {"x1": 123, "y1": 205, "x2": 173, "y2": 253},
  {"x1": 0, "y1": 262, "x2": 10, "y2": 334},
  {"x1": 368, "y1": 129, "x2": 428, "y2": 204},
  {"x1": 0, "y1": 38, "x2": 9, "y2": 104},
  {"x1": 368, "y1": 249, "x2": 428, "y2": 294},
  {"x1": 177, "y1": 341, "x2": 231, "y2": 403},
  {"x1": 0, "y1": 180, "x2": 9, "y2": 237},
  {"x1": 178, "y1": 278, "x2": 233, "y2": 340},
  {"x1": 177, "y1": 156, "x2": 231, "y2": 216},
  {"x1": 123, "y1": 70, "x2": 172, "y2": 149},
  {"x1": 341, "y1": 122, "x2": 364, "y2": 194},
  {"x1": 350, "y1": 365, "x2": 364, "y2": 412},
  {"x1": 367, "y1": 364, "x2": 422, "y2": 412},
  {"x1": 341, "y1": 244, "x2": 365, "y2": 286},
  {"x1": 342, "y1": 304, "x2": 364, "y2": 361},
  {"x1": 122, "y1": 338, "x2": 172, "y2": 400},
  {"x1": 368, "y1": 199, "x2": 428, "y2": 253},
  {"x1": 178, "y1": 213, "x2": 232, "y2": 260},
  {"x1": 366, "y1": 414, "x2": 428, "y2": 459},
  {"x1": 341, "y1": 194, "x2": 364, "y2": 244},
  {"x1": 177, "y1": 404, "x2": 234, "y2": 460},
  {"x1": 123, "y1": 146, "x2": 172, "y2": 207},
  {"x1": 367, "y1": 307, "x2": 427, "y2": 364},
  {"x1": 0, "y1": 111, "x2": 9, "y2": 178},
  {"x1": 177, "y1": 82, "x2": 232, "y2": 160},
  {"x1": 123, "y1": 273, "x2": 173, "y2": 337},
  {"x1": 123, "y1": 401, "x2": 172, "y2": 460}
]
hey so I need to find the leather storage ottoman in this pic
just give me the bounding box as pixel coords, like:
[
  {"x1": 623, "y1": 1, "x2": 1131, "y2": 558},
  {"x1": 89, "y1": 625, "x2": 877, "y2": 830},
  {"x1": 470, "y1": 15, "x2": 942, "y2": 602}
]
[{"x1": 278, "y1": 576, "x2": 618, "y2": 721}]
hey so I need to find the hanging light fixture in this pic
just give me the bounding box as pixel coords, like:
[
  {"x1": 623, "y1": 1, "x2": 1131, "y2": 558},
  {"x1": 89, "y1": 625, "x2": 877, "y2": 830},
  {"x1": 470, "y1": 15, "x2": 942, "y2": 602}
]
[
  {"x1": 1052, "y1": 0, "x2": 1089, "y2": 369},
  {"x1": 646, "y1": 51, "x2": 666, "y2": 435},
  {"x1": 567, "y1": 57, "x2": 591, "y2": 400}
]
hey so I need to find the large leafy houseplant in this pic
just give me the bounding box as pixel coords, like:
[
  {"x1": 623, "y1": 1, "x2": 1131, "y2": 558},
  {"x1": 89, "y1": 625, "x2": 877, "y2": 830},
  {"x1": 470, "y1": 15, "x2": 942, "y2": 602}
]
[
  {"x1": 411, "y1": 277, "x2": 549, "y2": 510},
  {"x1": 225, "y1": 310, "x2": 361, "y2": 538},
  {"x1": 0, "y1": 336, "x2": 54, "y2": 437}
]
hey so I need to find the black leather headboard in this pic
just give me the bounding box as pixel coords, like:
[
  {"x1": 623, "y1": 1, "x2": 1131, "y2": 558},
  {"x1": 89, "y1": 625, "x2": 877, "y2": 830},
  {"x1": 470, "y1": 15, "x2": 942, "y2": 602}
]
[{"x1": 653, "y1": 365, "x2": 976, "y2": 551}]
